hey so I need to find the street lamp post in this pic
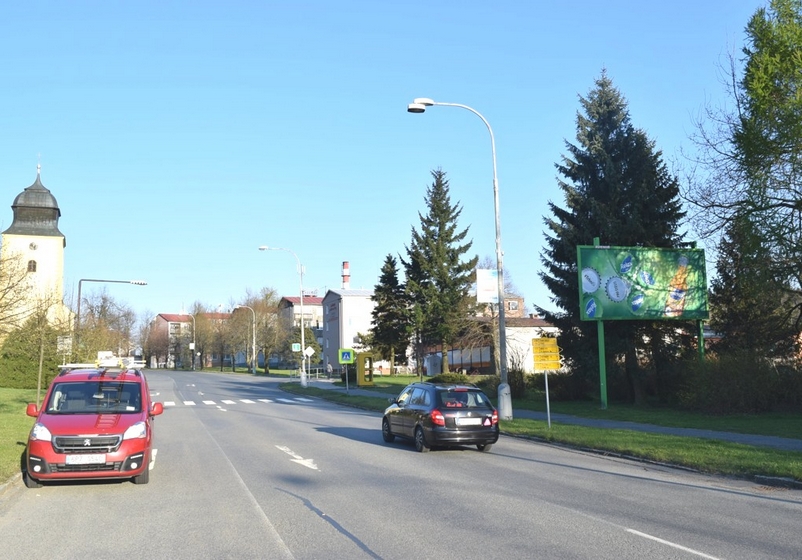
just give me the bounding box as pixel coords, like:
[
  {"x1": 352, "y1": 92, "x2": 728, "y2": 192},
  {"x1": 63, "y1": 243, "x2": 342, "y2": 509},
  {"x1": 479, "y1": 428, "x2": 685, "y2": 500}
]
[
  {"x1": 407, "y1": 97, "x2": 512, "y2": 419},
  {"x1": 188, "y1": 313, "x2": 196, "y2": 370},
  {"x1": 258, "y1": 245, "x2": 307, "y2": 387},
  {"x1": 75, "y1": 278, "x2": 147, "y2": 360},
  {"x1": 236, "y1": 305, "x2": 256, "y2": 374}
]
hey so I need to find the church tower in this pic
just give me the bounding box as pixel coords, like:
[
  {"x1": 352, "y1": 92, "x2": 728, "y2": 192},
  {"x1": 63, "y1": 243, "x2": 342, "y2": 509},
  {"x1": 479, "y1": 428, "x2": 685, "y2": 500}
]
[{"x1": 1, "y1": 166, "x2": 67, "y2": 324}]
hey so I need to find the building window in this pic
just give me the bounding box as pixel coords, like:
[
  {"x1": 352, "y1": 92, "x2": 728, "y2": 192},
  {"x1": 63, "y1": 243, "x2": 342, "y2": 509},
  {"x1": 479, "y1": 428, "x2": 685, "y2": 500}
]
[
  {"x1": 27, "y1": 260, "x2": 37, "y2": 273},
  {"x1": 507, "y1": 300, "x2": 519, "y2": 312}
]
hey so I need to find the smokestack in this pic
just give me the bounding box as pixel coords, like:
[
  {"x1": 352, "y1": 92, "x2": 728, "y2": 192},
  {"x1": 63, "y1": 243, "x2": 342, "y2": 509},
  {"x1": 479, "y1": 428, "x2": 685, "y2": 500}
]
[{"x1": 342, "y1": 261, "x2": 350, "y2": 289}]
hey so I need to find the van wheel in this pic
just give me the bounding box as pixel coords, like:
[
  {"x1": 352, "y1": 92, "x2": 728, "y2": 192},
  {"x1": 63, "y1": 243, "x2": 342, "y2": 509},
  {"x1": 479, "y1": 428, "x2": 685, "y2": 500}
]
[
  {"x1": 477, "y1": 444, "x2": 493, "y2": 452},
  {"x1": 23, "y1": 471, "x2": 42, "y2": 489},
  {"x1": 414, "y1": 427, "x2": 430, "y2": 453},
  {"x1": 132, "y1": 454, "x2": 150, "y2": 485}
]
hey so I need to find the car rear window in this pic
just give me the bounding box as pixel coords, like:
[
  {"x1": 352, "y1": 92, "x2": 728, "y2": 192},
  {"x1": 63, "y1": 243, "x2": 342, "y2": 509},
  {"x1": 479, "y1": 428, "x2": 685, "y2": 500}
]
[
  {"x1": 46, "y1": 381, "x2": 142, "y2": 414},
  {"x1": 437, "y1": 389, "x2": 490, "y2": 409}
]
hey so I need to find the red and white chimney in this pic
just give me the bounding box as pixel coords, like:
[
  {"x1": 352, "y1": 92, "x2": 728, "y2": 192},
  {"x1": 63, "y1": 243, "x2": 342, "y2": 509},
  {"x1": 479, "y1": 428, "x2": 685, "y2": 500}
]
[{"x1": 342, "y1": 261, "x2": 350, "y2": 289}]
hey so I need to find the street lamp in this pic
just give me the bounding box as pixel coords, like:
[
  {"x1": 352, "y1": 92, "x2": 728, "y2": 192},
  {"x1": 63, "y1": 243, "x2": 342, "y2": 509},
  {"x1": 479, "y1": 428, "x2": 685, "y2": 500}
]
[
  {"x1": 75, "y1": 278, "x2": 147, "y2": 359},
  {"x1": 235, "y1": 305, "x2": 256, "y2": 374},
  {"x1": 258, "y1": 245, "x2": 307, "y2": 387},
  {"x1": 407, "y1": 97, "x2": 512, "y2": 419}
]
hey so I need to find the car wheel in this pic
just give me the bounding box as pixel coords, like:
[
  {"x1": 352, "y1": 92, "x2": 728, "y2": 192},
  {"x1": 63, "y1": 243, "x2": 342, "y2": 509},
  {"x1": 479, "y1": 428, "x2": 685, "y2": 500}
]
[
  {"x1": 476, "y1": 443, "x2": 493, "y2": 452},
  {"x1": 23, "y1": 471, "x2": 42, "y2": 489},
  {"x1": 382, "y1": 418, "x2": 395, "y2": 443},
  {"x1": 414, "y1": 426, "x2": 430, "y2": 453}
]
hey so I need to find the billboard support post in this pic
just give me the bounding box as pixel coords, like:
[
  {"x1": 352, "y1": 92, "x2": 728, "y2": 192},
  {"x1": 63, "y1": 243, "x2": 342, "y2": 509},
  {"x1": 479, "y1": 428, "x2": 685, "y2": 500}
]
[{"x1": 593, "y1": 237, "x2": 608, "y2": 409}]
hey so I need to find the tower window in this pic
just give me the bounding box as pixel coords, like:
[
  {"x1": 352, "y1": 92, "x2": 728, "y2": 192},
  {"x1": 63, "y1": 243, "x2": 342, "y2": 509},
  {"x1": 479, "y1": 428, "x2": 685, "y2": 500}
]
[{"x1": 27, "y1": 260, "x2": 37, "y2": 273}]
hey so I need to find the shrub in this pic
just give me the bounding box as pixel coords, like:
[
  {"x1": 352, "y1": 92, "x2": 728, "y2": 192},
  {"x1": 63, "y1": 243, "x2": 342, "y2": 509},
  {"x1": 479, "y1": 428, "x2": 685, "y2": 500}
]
[
  {"x1": 429, "y1": 373, "x2": 472, "y2": 385},
  {"x1": 508, "y1": 367, "x2": 526, "y2": 399},
  {"x1": 677, "y1": 352, "x2": 780, "y2": 413}
]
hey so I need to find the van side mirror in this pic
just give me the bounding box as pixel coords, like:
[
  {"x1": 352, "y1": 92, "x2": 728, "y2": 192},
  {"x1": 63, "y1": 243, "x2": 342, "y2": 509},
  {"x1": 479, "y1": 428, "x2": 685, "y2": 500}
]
[
  {"x1": 26, "y1": 403, "x2": 39, "y2": 417},
  {"x1": 150, "y1": 402, "x2": 164, "y2": 416}
]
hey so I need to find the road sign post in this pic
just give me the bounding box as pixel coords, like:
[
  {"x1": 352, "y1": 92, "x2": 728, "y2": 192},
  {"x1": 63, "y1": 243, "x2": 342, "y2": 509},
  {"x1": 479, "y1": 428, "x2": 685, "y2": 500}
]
[{"x1": 532, "y1": 338, "x2": 562, "y2": 429}]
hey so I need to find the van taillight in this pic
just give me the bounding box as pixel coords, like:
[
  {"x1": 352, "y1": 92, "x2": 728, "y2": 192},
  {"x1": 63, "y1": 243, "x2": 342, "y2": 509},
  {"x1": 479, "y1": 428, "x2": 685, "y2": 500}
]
[{"x1": 431, "y1": 409, "x2": 445, "y2": 426}]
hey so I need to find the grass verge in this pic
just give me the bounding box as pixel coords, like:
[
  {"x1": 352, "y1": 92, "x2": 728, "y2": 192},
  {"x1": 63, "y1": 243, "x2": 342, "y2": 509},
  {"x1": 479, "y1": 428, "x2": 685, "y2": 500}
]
[
  {"x1": 0, "y1": 388, "x2": 36, "y2": 485},
  {"x1": 281, "y1": 383, "x2": 802, "y2": 484}
]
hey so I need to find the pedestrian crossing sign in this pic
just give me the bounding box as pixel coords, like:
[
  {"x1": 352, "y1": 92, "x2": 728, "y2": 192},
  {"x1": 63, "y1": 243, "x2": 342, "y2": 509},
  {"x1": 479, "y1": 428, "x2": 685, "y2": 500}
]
[{"x1": 339, "y1": 348, "x2": 355, "y2": 364}]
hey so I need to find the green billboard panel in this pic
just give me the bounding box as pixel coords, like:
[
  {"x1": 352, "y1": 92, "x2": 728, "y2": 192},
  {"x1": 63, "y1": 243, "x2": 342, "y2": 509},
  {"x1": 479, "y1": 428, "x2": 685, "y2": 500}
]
[{"x1": 577, "y1": 246, "x2": 709, "y2": 321}]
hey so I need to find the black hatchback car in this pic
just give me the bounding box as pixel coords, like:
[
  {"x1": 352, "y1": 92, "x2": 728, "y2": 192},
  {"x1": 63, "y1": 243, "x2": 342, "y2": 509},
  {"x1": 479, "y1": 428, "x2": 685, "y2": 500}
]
[{"x1": 382, "y1": 382, "x2": 499, "y2": 452}]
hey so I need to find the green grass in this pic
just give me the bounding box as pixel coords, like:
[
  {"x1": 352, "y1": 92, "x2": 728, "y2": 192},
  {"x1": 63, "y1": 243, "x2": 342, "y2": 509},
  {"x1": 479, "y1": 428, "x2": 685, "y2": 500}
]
[
  {"x1": 0, "y1": 388, "x2": 36, "y2": 485},
  {"x1": 281, "y1": 383, "x2": 802, "y2": 483}
]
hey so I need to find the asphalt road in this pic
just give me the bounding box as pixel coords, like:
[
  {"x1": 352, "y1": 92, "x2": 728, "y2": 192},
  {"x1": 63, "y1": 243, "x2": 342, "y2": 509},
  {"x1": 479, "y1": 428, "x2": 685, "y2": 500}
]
[{"x1": 2, "y1": 370, "x2": 801, "y2": 559}]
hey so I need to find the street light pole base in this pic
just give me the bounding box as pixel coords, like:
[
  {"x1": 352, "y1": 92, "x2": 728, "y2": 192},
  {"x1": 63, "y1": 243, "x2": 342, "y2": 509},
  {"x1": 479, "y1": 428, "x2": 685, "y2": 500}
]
[{"x1": 497, "y1": 383, "x2": 513, "y2": 420}]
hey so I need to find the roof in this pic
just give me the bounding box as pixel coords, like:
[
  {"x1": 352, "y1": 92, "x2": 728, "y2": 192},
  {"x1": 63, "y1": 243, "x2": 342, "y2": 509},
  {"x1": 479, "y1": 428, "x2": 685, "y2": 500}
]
[
  {"x1": 157, "y1": 312, "x2": 231, "y2": 322},
  {"x1": 2, "y1": 170, "x2": 65, "y2": 239},
  {"x1": 281, "y1": 296, "x2": 324, "y2": 306},
  {"x1": 324, "y1": 288, "x2": 374, "y2": 298}
]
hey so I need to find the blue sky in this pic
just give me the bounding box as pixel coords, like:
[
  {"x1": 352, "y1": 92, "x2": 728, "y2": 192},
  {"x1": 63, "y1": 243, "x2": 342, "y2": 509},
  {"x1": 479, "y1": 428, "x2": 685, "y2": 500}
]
[{"x1": 0, "y1": 1, "x2": 759, "y2": 320}]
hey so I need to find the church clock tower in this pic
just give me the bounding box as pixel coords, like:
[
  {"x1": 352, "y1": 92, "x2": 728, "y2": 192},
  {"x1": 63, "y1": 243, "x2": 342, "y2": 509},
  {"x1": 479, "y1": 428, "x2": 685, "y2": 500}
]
[{"x1": 1, "y1": 166, "x2": 67, "y2": 324}]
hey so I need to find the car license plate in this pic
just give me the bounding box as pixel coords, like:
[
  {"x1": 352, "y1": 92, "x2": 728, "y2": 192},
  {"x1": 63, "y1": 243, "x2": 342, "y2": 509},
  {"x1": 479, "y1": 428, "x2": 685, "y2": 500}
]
[
  {"x1": 456, "y1": 417, "x2": 482, "y2": 426},
  {"x1": 66, "y1": 454, "x2": 106, "y2": 465}
]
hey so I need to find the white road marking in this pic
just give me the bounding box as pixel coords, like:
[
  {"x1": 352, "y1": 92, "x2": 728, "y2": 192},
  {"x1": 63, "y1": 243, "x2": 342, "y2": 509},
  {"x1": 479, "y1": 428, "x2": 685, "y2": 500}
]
[
  {"x1": 275, "y1": 445, "x2": 318, "y2": 470},
  {"x1": 160, "y1": 397, "x2": 310, "y2": 408},
  {"x1": 626, "y1": 529, "x2": 721, "y2": 559}
]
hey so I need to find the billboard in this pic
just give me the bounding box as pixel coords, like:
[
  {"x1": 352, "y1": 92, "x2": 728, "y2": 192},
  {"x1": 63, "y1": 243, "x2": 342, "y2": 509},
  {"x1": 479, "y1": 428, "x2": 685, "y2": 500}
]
[{"x1": 577, "y1": 245, "x2": 709, "y2": 321}]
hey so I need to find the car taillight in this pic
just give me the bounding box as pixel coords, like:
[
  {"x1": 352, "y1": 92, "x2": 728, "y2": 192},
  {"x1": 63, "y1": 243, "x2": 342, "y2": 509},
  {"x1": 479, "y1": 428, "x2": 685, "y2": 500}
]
[
  {"x1": 431, "y1": 409, "x2": 445, "y2": 426},
  {"x1": 491, "y1": 410, "x2": 498, "y2": 425}
]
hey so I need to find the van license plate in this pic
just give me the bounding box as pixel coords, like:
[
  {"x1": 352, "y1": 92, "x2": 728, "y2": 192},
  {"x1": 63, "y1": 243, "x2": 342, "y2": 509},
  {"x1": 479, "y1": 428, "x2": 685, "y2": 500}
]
[
  {"x1": 456, "y1": 417, "x2": 482, "y2": 426},
  {"x1": 66, "y1": 454, "x2": 106, "y2": 465}
]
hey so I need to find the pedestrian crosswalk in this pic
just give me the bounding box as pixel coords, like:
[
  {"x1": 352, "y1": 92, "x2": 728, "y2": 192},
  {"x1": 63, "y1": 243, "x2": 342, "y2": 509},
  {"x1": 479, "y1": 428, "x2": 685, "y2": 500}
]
[{"x1": 163, "y1": 397, "x2": 315, "y2": 408}]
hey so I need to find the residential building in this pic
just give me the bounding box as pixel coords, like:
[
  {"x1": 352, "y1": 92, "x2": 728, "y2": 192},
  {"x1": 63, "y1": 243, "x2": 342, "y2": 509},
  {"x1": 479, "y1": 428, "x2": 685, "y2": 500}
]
[{"x1": 321, "y1": 288, "x2": 375, "y2": 372}]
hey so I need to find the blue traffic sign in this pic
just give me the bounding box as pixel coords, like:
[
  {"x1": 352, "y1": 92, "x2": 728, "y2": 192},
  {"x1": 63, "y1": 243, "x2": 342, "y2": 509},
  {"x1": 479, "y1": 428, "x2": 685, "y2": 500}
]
[{"x1": 339, "y1": 348, "x2": 355, "y2": 364}]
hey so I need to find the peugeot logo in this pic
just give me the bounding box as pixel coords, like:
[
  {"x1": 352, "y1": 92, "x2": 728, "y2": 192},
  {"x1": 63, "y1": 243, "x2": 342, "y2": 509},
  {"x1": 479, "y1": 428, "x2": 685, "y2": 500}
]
[{"x1": 83, "y1": 439, "x2": 91, "y2": 447}]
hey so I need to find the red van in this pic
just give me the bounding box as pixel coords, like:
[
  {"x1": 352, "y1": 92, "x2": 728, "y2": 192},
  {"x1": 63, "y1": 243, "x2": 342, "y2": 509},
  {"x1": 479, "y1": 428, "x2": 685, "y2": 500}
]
[{"x1": 23, "y1": 367, "x2": 163, "y2": 488}]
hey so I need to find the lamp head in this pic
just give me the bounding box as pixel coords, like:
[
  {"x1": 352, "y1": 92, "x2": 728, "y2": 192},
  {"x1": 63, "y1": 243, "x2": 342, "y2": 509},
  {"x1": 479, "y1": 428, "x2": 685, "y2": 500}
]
[
  {"x1": 407, "y1": 97, "x2": 434, "y2": 113},
  {"x1": 258, "y1": 246, "x2": 269, "y2": 251},
  {"x1": 130, "y1": 280, "x2": 147, "y2": 285}
]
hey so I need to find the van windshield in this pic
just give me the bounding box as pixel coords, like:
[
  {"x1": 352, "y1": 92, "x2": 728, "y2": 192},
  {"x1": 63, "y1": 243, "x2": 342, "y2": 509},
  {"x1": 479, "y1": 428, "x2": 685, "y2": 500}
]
[{"x1": 46, "y1": 381, "x2": 142, "y2": 414}]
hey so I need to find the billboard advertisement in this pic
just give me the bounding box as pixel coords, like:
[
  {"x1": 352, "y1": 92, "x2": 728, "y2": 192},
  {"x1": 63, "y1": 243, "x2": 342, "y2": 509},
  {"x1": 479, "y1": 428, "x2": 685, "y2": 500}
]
[{"x1": 577, "y1": 245, "x2": 709, "y2": 321}]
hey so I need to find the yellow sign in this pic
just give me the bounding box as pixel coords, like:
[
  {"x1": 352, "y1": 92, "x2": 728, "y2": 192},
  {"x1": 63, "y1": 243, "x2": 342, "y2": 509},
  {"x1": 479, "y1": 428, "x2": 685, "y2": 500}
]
[
  {"x1": 532, "y1": 338, "x2": 558, "y2": 350},
  {"x1": 532, "y1": 338, "x2": 562, "y2": 371},
  {"x1": 534, "y1": 360, "x2": 562, "y2": 371}
]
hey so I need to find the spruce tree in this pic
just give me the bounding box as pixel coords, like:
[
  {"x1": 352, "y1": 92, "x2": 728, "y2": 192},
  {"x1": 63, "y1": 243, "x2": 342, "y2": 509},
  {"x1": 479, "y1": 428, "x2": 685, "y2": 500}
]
[
  {"x1": 709, "y1": 212, "x2": 799, "y2": 357},
  {"x1": 539, "y1": 72, "x2": 686, "y2": 403},
  {"x1": 403, "y1": 169, "x2": 478, "y2": 374},
  {"x1": 370, "y1": 254, "x2": 411, "y2": 372}
]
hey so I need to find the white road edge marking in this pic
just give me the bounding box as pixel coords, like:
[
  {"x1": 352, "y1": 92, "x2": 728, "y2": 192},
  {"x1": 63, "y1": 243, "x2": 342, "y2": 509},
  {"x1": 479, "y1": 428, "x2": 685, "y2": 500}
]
[
  {"x1": 275, "y1": 445, "x2": 318, "y2": 470},
  {"x1": 626, "y1": 529, "x2": 722, "y2": 560}
]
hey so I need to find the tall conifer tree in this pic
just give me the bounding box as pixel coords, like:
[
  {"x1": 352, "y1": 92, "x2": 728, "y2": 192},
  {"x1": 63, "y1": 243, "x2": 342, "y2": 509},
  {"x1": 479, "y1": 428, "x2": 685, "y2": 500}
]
[
  {"x1": 539, "y1": 72, "x2": 686, "y2": 402},
  {"x1": 370, "y1": 254, "x2": 411, "y2": 371},
  {"x1": 403, "y1": 169, "x2": 478, "y2": 374}
]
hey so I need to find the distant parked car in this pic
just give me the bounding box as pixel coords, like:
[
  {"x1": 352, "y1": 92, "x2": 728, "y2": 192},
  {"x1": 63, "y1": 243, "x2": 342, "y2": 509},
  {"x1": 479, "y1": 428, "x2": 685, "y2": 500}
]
[
  {"x1": 23, "y1": 367, "x2": 163, "y2": 487},
  {"x1": 382, "y1": 381, "x2": 499, "y2": 452}
]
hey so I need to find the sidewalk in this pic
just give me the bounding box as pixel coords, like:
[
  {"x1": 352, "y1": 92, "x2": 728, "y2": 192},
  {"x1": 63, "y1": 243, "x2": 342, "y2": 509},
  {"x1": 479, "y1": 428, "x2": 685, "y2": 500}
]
[{"x1": 304, "y1": 378, "x2": 802, "y2": 454}]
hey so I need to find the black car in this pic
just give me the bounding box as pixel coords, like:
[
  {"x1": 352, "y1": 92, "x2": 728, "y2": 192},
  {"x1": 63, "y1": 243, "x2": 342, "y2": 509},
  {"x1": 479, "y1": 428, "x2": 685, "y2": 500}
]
[{"x1": 382, "y1": 382, "x2": 499, "y2": 452}]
